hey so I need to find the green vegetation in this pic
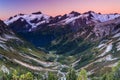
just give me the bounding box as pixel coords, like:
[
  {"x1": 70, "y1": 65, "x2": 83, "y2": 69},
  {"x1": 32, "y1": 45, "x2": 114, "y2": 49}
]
[
  {"x1": 77, "y1": 69, "x2": 87, "y2": 80},
  {"x1": 0, "y1": 70, "x2": 33, "y2": 80},
  {"x1": 0, "y1": 27, "x2": 120, "y2": 80},
  {"x1": 1, "y1": 62, "x2": 120, "y2": 80},
  {"x1": 66, "y1": 67, "x2": 77, "y2": 80},
  {"x1": 46, "y1": 72, "x2": 58, "y2": 80},
  {"x1": 100, "y1": 61, "x2": 120, "y2": 80}
]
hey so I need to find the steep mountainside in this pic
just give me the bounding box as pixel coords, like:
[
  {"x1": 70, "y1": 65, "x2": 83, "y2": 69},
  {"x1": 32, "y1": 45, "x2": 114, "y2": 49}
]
[
  {"x1": 2, "y1": 11, "x2": 120, "y2": 77},
  {"x1": 0, "y1": 20, "x2": 67, "y2": 75}
]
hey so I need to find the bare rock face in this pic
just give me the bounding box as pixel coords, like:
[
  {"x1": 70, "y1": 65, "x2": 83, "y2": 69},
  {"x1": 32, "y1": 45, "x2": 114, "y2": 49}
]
[
  {"x1": 93, "y1": 17, "x2": 120, "y2": 39},
  {"x1": 0, "y1": 20, "x2": 11, "y2": 35}
]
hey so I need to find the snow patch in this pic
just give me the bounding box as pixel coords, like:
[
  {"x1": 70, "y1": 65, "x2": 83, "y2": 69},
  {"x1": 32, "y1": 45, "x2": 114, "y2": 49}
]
[
  {"x1": 36, "y1": 20, "x2": 46, "y2": 26},
  {"x1": 4, "y1": 13, "x2": 50, "y2": 29},
  {"x1": 65, "y1": 16, "x2": 80, "y2": 24},
  {"x1": 0, "y1": 40, "x2": 5, "y2": 43},
  {"x1": 116, "y1": 42, "x2": 120, "y2": 51},
  {"x1": 91, "y1": 13, "x2": 120, "y2": 22},
  {"x1": 105, "y1": 55, "x2": 117, "y2": 61},
  {"x1": 0, "y1": 65, "x2": 9, "y2": 74},
  {"x1": 0, "y1": 36, "x2": 7, "y2": 41},
  {"x1": 105, "y1": 43, "x2": 113, "y2": 53},
  {"x1": 113, "y1": 33, "x2": 120, "y2": 38},
  {"x1": 0, "y1": 44, "x2": 8, "y2": 51},
  {"x1": 98, "y1": 44, "x2": 105, "y2": 48},
  {"x1": 4, "y1": 34, "x2": 19, "y2": 40},
  {"x1": 96, "y1": 55, "x2": 117, "y2": 62},
  {"x1": 98, "y1": 43, "x2": 113, "y2": 57}
]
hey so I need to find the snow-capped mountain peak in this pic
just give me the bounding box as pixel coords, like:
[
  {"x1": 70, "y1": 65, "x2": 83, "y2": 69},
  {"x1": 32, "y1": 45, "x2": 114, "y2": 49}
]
[
  {"x1": 54, "y1": 11, "x2": 120, "y2": 26},
  {"x1": 4, "y1": 12, "x2": 51, "y2": 31},
  {"x1": 4, "y1": 11, "x2": 120, "y2": 32},
  {"x1": 90, "y1": 12, "x2": 120, "y2": 22},
  {"x1": 67, "y1": 11, "x2": 81, "y2": 17}
]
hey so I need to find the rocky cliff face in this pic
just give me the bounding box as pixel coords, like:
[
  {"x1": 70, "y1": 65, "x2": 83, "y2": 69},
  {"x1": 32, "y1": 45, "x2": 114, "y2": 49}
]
[{"x1": 0, "y1": 20, "x2": 12, "y2": 35}]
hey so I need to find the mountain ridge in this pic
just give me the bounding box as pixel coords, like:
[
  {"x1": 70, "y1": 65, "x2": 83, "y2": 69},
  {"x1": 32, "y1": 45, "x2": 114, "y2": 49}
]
[
  {"x1": 4, "y1": 11, "x2": 120, "y2": 32},
  {"x1": 4, "y1": 11, "x2": 120, "y2": 47}
]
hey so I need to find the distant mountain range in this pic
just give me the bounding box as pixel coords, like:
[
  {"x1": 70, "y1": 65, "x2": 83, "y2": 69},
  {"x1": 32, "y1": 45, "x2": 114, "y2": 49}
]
[
  {"x1": 4, "y1": 11, "x2": 120, "y2": 32},
  {"x1": 0, "y1": 11, "x2": 120, "y2": 78},
  {"x1": 4, "y1": 11, "x2": 120, "y2": 47}
]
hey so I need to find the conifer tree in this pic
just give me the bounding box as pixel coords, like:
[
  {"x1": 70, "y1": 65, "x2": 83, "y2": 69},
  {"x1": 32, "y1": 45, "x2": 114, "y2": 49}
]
[
  {"x1": 47, "y1": 72, "x2": 58, "y2": 80},
  {"x1": 77, "y1": 69, "x2": 87, "y2": 80},
  {"x1": 66, "y1": 67, "x2": 77, "y2": 80}
]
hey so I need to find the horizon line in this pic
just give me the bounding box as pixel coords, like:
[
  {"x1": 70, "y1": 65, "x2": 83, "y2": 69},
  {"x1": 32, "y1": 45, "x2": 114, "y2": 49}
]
[{"x1": 1, "y1": 10, "x2": 120, "y2": 20}]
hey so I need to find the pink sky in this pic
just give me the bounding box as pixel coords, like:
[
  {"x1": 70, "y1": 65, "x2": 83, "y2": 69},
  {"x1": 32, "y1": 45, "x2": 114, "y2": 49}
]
[{"x1": 0, "y1": 0, "x2": 120, "y2": 20}]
